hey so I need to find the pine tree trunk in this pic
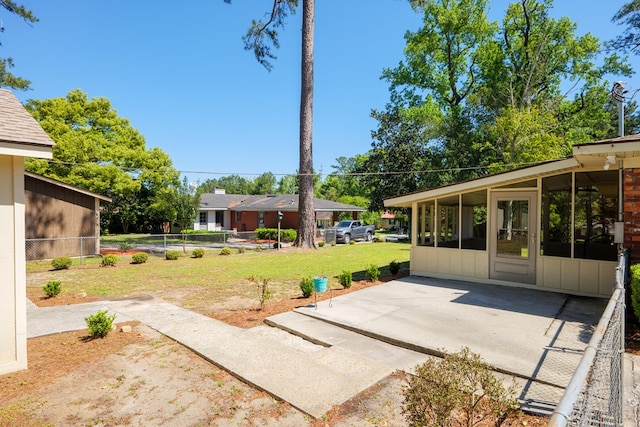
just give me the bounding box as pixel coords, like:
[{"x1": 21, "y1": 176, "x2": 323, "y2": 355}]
[{"x1": 295, "y1": 0, "x2": 316, "y2": 248}]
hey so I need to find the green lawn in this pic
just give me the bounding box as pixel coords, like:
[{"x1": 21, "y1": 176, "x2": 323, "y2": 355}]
[{"x1": 27, "y1": 242, "x2": 410, "y2": 312}]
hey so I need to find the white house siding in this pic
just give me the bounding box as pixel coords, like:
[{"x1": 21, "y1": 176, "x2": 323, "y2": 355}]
[{"x1": 0, "y1": 156, "x2": 27, "y2": 374}]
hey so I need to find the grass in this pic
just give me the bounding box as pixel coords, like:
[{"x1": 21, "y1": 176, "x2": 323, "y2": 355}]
[{"x1": 26, "y1": 242, "x2": 410, "y2": 309}]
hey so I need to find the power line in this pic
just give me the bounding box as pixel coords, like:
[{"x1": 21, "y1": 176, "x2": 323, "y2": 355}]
[{"x1": 30, "y1": 158, "x2": 549, "y2": 179}]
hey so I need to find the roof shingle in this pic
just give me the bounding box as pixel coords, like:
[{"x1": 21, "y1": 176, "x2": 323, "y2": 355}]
[{"x1": 0, "y1": 89, "x2": 54, "y2": 147}]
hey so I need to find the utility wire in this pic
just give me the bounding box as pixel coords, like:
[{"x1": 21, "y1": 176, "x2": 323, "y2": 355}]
[{"x1": 32, "y1": 158, "x2": 549, "y2": 179}]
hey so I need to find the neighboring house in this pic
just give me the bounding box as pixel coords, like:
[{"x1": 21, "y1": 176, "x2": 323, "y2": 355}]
[
  {"x1": 0, "y1": 89, "x2": 54, "y2": 375},
  {"x1": 385, "y1": 135, "x2": 640, "y2": 298},
  {"x1": 24, "y1": 172, "x2": 112, "y2": 260},
  {"x1": 381, "y1": 211, "x2": 401, "y2": 231},
  {"x1": 196, "y1": 190, "x2": 366, "y2": 234}
]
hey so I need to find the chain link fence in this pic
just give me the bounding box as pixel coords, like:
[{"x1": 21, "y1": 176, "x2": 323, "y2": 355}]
[
  {"x1": 25, "y1": 236, "x2": 100, "y2": 261},
  {"x1": 25, "y1": 232, "x2": 293, "y2": 262},
  {"x1": 548, "y1": 250, "x2": 627, "y2": 427},
  {"x1": 100, "y1": 231, "x2": 285, "y2": 255}
]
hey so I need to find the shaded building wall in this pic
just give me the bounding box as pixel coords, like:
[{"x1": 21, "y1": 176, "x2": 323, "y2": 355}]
[{"x1": 24, "y1": 175, "x2": 100, "y2": 259}]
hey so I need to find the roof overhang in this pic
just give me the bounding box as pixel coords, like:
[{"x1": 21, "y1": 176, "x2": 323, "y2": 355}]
[
  {"x1": 385, "y1": 158, "x2": 580, "y2": 208},
  {"x1": 0, "y1": 141, "x2": 53, "y2": 159}
]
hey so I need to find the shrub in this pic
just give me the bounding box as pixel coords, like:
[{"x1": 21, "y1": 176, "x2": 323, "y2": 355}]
[
  {"x1": 248, "y1": 275, "x2": 273, "y2": 310},
  {"x1": 101, "y1": 254, "x2": 118, "y2": 267},
  {"x1": 389, "y1": 260, "x2": 401, "y2": 276},
  {"x1": 131, "y1": 252, "x2": 148, "y2": 264},
  {"x1": 43, "y1": 280, "x2": 61, "y2": 298},
  {"x1": 631, "y1": 264, "x2": 640, "y2": 322},
  {"x1": 365, "y1": 264, "x2": 380, "y2": 282},
  {"x1": 165, "y1": 250, "x2": 180, "y2": 260},
  {"x1": 51, "y1": 256, "x2": 72, "y2": 270},
  {"x1": 237, "y1": 246, "x2": 245, "y2": 254},
  {"x1": 118, "y1": 241, "x2": 132, "y2": 251},
  {"x1": 219, "y1": 247, "x2": 232, "y2": 256},
  {"x1": 85, "y1": 310, "x2": 117, "y2": 338},
  {"x1": 318, "y1": 241, "x2": 325, "y2": 247},
  {"x1": 192, "y1": 248, "x2": 205, "y2": 258},
  {"x1": 373, "y1": 236, "x2": 385, "y2": 243},
  {"x1": 255, "y1": 228, "x2": 297, "y2": 243},
  {"x1": 403, "y1": 347, "x2": 520, "y2": 426},
  {"x1": 330, "y1": 241, "x2": 336, "y2": 247},
  {"x1": 300, "y1": 277, "x2": 314, "y2": 298},
  {"x1": 338, "y1": 270, "x2": 352, "y2": 289},
  {"x1": 255, "y1": 245, "x2": 263, "y2": 252},
  {"x1": 349, "y1": 239, "x2": 355, "y2": 245}
]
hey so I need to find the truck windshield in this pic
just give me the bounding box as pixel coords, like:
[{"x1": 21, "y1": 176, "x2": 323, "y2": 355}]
[{"x1": 336, "y1": 221, "x2": 353, "y2": 227}]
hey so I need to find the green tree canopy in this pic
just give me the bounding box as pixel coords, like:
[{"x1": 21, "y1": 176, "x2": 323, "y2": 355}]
[{"x1": 25, "y1": 89, "x2": 180, "y2": 233}]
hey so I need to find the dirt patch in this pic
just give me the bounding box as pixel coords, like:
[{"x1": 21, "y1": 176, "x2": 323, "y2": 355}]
[{"x1": 8, "y1": 269, "x2": 549, "y2": 425}]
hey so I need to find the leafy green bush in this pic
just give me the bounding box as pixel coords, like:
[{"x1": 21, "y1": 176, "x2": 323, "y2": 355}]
[
  {"x1": 43, "y1": 280, "x2": 61, "y2": 298},
  {"x1": 365, "y1": 264, "x2": 380, "y2": 282},
  {"x1": 51, "y1": 256, "x2": 72, "y2": 270},
  {"x1": 338, "y1": 270, "x2": 352, "y2": 289},
  {"x1": 131, "y1": 252, "x2": 148, "y2": 264},
  {"x1": 403, "y1": 347, "x2": 520, "y2": 426},
  {"x1": 389, "y1": 260, "x2": 401, "y2": 276},
  {"x1": 318, "y1": 241, "x2": 325, "y2": 247},
  {"x1": 631, "y1": 264, "x2": 640, "y2": 323},
  {"x1": 237, "y1": 246, "x2": 245, "y2": 254},
  {"x1": 220, "y1": 247, "x2": 232, "y2": 256},
  {"x1": 192, "y1": 248, "x2": 205, "y2": 258},
  {"x1": 349, "y1": 239, "x2": 355, "y2": 245},
  {"x1": 255, "y1": 245, "x2": 263, "y2": 252},
  {"x1": 300, "y1": 277, "x2": 314, "y2": 298},
  {"x1": 373, "y1": 236, "x2": 386, "y2": 243},
  {"x1": 85, "y1": 310, "x2": 117, "y2": 338},
  {"x1": 101, "y1": 254, "x2": 118, "y2": 267},
  {"x1": 118, "y1": 241, "x2": 132, "y2": 251},
  {"x1": 165, "y1": 250, "x2": 180, "y2": 260},
  {"x1": 255, "y1": 228, "x2": 297, "y2": 243}
]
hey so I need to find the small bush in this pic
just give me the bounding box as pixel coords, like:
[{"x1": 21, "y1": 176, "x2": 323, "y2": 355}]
[
  {"x1": 118, "y1": 241, "x2": 132, "y2": 251},
  {"x1": 43, "y1": 280, "x2": 61, "y2": 298},
  {"x1": 631, "y1": 264, "x2": 640, "y2": 322},
  {"x1": 85, "y1": 310, "x2": 117, "y2": 339},
  {"x1": 300, "y1": 277, "x2": 314, "y2": 298},
  {"x1": 318, "y1": 241, "x2": 325, "y2": 247},
  {"x1": 255, "y1": 245, "x2": 263, "y2": 252},
  {"x1": 330, "y1": 241, "x2": 336, "y2": 247},
  {"x1": 365, "y1": 264, "x2": 380, "y2": 282},
  {"x1": 338, "y1": 270, "x2": 352, "y2": 289},
  {"x1": 131, "y1": 252, "x2": 148, "y2": 264},
  {"x1": 389, "y1": 260, "x2": 401, "y2": 276},
  {"x1": 403, "y1": 347, "x2": 520, "y2": 426},
  {"x1": 192, "y1": 248, "x2": 205, "y2": 258},
  {"x1": 219, "y1": 247, "x2": 232, "y2": 256},
  {"x1": 165, "y1": 250, "x2": 180, "y2": 260},
  {"x1": 51, "y1": 256, "x2": 72, "y2": 270},
  {"x1": 237, "y1": 246, "x2": 245, "y2": 254},
  {"x1": 373, "y1": 236, "x2": 385, "y2": 243},
  {"x1": 349, "y1": 240, "x2": 356, "y2": 245},
  {"x1": 101, "y1": 254, "x2": 118, "y2": 267}
]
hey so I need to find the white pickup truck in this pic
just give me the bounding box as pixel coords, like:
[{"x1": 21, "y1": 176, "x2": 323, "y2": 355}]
[{"x1": 324, "y1": 220, "x2": 375, "y2": 244}]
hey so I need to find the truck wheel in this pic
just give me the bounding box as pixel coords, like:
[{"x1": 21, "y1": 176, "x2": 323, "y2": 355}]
[
  {"x1": 343, "y1": 233, "x2": 350, "y2": 244},
  {"x1": 366, "y1": 232, "x2": 372, "y2": 241}
]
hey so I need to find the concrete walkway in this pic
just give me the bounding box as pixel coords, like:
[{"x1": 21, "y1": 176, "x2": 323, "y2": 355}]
[
  {"x1": 27, "y1": 295, "x2": 424, "y2": 418},
  {"x1": 27, "y1": 276, "x2": 632, "y2": 420}
]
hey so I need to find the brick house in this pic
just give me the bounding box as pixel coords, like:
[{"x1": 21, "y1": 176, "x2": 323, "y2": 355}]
[{"x1": 196, "y1": 190, "x2": 366, "y2": 234}]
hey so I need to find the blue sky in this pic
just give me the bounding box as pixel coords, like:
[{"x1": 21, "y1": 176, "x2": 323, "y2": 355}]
[{"x1": 2, "y1": 1, "x2": 637, "y2": 183}]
